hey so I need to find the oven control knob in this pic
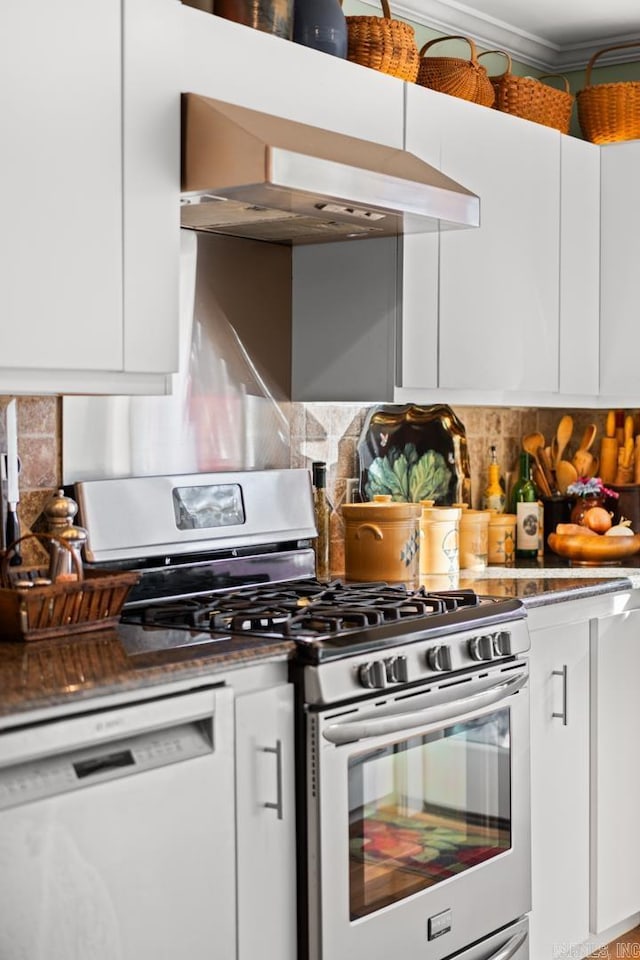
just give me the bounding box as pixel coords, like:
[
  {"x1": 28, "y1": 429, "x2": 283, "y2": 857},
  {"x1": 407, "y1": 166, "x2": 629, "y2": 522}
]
[
  {"x1": 492, "y1": 630, "x2": 512, "y2": 657},
  {"x1": 468, "y1": 635, "x2": 495, "y2": 661},
  {"x1": 359, "y1": 660, "x2": 387, "y2": 689},
  {"x1": 384, "y1": 655, "x2": 409, "y2": 683},
  {"x1": 427, "y1": 644, "x2": 452, "y2": 672}
]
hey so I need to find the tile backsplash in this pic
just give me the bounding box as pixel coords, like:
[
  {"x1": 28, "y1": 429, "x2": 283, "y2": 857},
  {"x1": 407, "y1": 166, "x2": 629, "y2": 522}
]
[
  {"x1": 291, "y1": 403, "x2": 612, "y2": 576},
  {"x1": 4, "y1": 396, "x2": 614, "y2": 574},
  {"x1": 0, "y1": 396, "x2": 61, "y2": 564}
]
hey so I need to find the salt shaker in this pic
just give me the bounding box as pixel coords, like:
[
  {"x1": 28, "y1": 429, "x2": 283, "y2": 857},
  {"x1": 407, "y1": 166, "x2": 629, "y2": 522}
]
[{"x1": 43, "y1": 489, "x2": 88, "y2": 581}]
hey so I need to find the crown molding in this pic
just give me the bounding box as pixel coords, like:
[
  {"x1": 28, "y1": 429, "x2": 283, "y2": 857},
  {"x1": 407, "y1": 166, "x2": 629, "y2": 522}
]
[{"x1": 357, "y1": 0, "x2": 640, "y2": 72}]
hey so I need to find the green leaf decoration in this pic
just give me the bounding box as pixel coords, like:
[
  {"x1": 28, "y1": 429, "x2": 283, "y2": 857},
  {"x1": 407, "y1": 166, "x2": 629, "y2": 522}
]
[{"x1": 365, "y1": 444, "x2": 452, "y2": 503}]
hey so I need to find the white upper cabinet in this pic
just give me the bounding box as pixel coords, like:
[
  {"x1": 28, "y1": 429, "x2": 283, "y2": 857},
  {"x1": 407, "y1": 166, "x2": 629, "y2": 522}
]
[
  {"x1": 181, "y1": 8, "x2": 404, "y2": 146},
  {"x1": 600, "y1": 140, "x2": 640, "y2": 400},
  {"x1": 0, "y1": 0, "x2": 179, "y2": 395},
  {"x1": 405, "y1": 85, "x2": 561, "y2": 393},
  {"x1": 559, "y1": 136, "x2": 600, "y2": 396}
]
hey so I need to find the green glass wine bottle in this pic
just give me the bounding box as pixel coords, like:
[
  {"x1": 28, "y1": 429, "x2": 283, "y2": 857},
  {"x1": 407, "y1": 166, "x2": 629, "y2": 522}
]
[{"x1": 510, "y1": 451, "x2": 539, "y2": 559}]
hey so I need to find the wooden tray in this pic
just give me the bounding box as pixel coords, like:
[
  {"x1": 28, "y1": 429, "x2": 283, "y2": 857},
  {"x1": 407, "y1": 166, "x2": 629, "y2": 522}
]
[
  {"x1": 547, "y1": 531, "x2": 640, "y2": 565},
  {"x1": 0, "y1": 534, "x2": 139, "y2": 642}
]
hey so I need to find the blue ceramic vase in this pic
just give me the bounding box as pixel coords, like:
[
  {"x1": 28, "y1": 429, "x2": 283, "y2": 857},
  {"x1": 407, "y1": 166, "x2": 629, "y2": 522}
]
[{"x1": 293, "y1": 0, "x2": 348, "y2": 58}]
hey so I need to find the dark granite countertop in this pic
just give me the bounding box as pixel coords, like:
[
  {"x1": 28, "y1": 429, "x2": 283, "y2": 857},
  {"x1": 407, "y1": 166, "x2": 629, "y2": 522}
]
[
  {"x1": 0, "y1": 562, "x2": 636, "y2": 722},
  {"x1": 0, "y1": 624, "x2": 295, "y2": 722}
]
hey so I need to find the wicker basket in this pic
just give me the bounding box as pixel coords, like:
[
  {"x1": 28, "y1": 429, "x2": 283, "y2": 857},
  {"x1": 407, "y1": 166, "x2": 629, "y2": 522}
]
[
  {"x1": 344, "y1": 0, "x2": 419, "y2": 83},
  {"x1": 577, "y1": 42, "x2": 640, "y2": 144},
  {"x1": 416, "y1": 36, "x2": 495, "y2": 107},
  {"x1": 0, "y1": 534, "x2": 140, "y2": 642},
  {"x1": 480, "y1": 51, "x2": 574, "y2": 134}
]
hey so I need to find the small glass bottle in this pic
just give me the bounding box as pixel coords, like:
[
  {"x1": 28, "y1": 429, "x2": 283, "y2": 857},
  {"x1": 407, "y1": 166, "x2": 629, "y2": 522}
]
[
  {"x1": 481, "y1": 445, "x2": 506, "y2": 513},
  {"x1": 510, "y1": 452, "x2": 539, "y2": 559},
  {"x1": 311, "y1": 461, "x2": 332, "y2": 582}
]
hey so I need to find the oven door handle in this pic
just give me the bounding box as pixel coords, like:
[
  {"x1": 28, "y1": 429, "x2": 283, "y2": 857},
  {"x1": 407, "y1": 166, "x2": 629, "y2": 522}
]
[
  {"x1": 322, "y1": 670, "x2": 527, "y2": 744},
  {"x1": 486, "y1": 930, "x2": 527, "y2": 960}
]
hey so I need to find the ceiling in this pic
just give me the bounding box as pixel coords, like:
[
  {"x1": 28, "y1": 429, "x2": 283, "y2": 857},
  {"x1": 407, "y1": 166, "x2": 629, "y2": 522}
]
[{"x1": 384, "y1": 0, "x2": 640, "y2": 70}]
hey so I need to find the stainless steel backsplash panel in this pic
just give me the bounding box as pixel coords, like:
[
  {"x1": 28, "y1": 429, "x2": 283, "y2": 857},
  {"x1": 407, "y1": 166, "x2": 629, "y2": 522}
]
[{"x1": 63, "y1": 230, "x2": 290, "y2": 483}]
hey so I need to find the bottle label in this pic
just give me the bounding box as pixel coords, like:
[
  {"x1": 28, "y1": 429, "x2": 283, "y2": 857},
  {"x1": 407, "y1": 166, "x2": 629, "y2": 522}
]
[{"x1": 516, "y1": 501, "x2": 539, "y2": 551}]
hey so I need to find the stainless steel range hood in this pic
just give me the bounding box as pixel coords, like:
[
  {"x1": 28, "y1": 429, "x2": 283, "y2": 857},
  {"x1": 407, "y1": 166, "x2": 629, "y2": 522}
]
[{"x1": 181, "y1": 94, "x2": 479, "y2": 245}]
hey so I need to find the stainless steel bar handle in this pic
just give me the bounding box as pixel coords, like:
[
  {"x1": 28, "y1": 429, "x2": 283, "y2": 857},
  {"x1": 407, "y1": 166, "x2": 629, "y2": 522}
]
[
  {"x1": 485, "y1": 931, "x2": 527, "y2": 960},
  {"x1": 322, "y1": 670, "x2": 528, "y2": 745},
  {"x1": 262, "y1": 740, "x2": 283, "y2": 820},
  {"x1": 552, "y1": 665, "x2": 568, "y2": 726}
]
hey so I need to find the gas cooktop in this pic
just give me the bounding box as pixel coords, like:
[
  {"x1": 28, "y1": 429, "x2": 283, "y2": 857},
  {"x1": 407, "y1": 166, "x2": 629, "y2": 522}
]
[{"x1": 119, "y1": 579, "x2": 525, "y2": 663}]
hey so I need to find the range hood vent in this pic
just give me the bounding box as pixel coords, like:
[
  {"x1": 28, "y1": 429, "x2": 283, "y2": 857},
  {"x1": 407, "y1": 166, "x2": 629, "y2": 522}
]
[{"x1": 181, "y1": 94, "x2": 479, "y2": 245}]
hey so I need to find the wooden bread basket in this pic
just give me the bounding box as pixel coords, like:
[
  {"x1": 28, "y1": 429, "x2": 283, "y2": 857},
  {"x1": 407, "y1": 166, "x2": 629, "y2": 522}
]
[
  {"x1": 344, "y1": 0, "x2": 420, "y2": 82},
  {"x1": 416, "y1": 36, "x2": 495, "y2": 107},
  {"x1": 577, "y1": 42, "x2": 640, "y2": 144},
  {"x1": 0, "y1": 534, "x2": 139, "y2": 642},
  {"x1": 480, "y1": 50, "x2": 574, "y2": 133}
]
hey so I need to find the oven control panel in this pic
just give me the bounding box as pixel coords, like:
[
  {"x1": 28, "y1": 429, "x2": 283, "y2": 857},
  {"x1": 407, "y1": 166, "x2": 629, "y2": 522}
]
[
  {"x1": 304, "y1": 618, "x2": 530, "y2": 705},
  {"x1": 357, "y1": 629, "x2": 515, "y2": 690}
]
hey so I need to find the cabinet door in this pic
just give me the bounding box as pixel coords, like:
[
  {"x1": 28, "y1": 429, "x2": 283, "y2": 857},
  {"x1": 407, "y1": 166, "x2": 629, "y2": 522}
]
[
  {"x1": 181, "y1": 8, "x2": 404, "y2": 147},
  {"x1": 0, "y1": 0, "x2": 123, "y2": 373},
  {"x1": 600, "y1": 141, "x2": 640, "y2": 398},
  {"x1": 529, "y1": 620, "x2": 590, "y2": 959},
  {"x1": 122, "y1": 0, "x2": 180, "y2": 376},
  {"x1": 591, "y1": 608, "x2": 640, "y2": 933},
  {"x1": 235, "y1": 683, "x2": 297, "y2": 960},
  {"x1": 405, "y1": 86, "x2": 561, "y2": 393},
  {"x1": 559, "y1": 136, "x2": 600, "y2": 396}
]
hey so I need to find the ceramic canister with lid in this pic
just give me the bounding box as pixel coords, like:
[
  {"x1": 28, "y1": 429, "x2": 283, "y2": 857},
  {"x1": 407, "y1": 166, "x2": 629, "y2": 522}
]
[
  {"x1": 488, "y1": 513, "x2": 516, "y2": 564},
  {"x1": 342, "y1": 499, "x2": 421, "y2": 585},
  {"x1": 459, "y1": 509, "x2": 491, "y2": 570},
  {"x1": 420, "y1": 505, "x2": 461, "y2": 575}
]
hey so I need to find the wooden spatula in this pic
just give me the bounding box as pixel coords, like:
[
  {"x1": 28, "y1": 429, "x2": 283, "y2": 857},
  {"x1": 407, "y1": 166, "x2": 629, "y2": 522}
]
[
  {"x1": 555, "y1": 415, "x2": 574, "y2": 468},
  {"x1": 556, "y1": 460, "x2": 578, "y2": 494}
]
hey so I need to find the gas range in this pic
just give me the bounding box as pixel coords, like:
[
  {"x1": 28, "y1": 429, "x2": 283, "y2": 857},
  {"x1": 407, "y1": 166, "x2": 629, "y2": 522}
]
[{"x1": 74, "y1": 469, "x2": 529, "y2": 700}]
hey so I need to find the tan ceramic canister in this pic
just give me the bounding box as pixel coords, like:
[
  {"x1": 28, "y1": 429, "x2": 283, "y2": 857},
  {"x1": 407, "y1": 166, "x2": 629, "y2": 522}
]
[
  {"x1": 459, "y1": 509, "x2": 491, "y2": 570},
  {"x1": 342, "y1": 500, "x2": 421, "y2": 584},
  {"x1": 420, "y1": 505, "x2": 461, "y2": 575},
  {"x1": 488, "y1": 513, "x2": 516, "y2": 564}
]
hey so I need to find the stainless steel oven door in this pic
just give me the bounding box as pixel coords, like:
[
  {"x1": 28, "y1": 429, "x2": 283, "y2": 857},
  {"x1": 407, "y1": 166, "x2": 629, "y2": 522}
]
[{"x1": 306, "y1": 660, "x2": 530, "y2": 960}]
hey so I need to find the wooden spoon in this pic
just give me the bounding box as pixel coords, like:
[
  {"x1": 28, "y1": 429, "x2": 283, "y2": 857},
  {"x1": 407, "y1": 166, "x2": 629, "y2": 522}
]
[
  {"x1": 577, "y1": 423, "x2": 597, "y2": 453},
  {"x1": 522, "y1": 432, "x2": 545, "y2": 468},
  {"x1": 556, "y1": 459, "x2": 578, "y2": 494},
  {"x1": 555, "y1": 415, "x2": 574, "y2": 468},
  {"x1": 537, "y1": 446, "x2": 557, "y2": 494},
  {"x1": 572, "y1": 448, "x2": 595, "y2": 479}
]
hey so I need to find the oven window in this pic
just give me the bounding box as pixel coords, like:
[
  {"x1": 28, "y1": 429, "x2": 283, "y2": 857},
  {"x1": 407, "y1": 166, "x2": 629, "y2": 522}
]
[{"x1": 348, "y1": 708, "x2": 511, "y2": 920}]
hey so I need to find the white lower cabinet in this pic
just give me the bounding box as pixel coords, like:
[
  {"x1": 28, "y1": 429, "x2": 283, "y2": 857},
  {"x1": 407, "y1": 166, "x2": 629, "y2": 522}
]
[
  {"x1": 235, "y1": 683, "x2": 297, "y2": 960},
  {"x1": 591, "y1": 607, "x2": 640, "y2": 934},
  {"x1": 529, "y1": 616, "x2": 590, "y2": 959}
]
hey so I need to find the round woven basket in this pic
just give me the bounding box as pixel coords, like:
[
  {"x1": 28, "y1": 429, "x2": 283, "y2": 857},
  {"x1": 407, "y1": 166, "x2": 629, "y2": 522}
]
[
  {"x1": 345, "y1": 0, "x2": 419, "y2": 82},
  {"x1": 577, "y1": 42, "x2": 640, "y2": 144},
  {"x1": 480, "y1": 51, "x2": 574, "y2": 134},
  {"x1": 416, "y1": 36, "x2": 495, "y2": 107}
]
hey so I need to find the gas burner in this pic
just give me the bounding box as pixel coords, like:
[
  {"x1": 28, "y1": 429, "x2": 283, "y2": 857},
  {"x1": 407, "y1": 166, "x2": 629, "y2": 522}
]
[{"x1": 138, "y1": 599, "x2": 214, "y2": 629}]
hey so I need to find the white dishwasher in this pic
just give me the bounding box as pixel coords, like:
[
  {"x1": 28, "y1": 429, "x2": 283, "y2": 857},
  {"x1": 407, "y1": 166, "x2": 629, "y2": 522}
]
[{"x1": 0, "y1": 683, "x2": 235, "y2": 960}]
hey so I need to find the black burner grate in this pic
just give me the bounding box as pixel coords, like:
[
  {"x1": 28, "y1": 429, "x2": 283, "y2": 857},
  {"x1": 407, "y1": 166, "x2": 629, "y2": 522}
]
[{"x1": 124, "y1": 581, "x2": 487, "y2": 640}]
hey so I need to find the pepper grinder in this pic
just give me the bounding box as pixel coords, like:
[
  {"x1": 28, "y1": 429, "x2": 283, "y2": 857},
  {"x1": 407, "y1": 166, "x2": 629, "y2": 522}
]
[{"x1": 43, "y1": 489, "x2": 88, "y2": 581}]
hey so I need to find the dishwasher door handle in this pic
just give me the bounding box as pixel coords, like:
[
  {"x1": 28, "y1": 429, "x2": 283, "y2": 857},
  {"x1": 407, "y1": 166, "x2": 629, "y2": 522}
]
[{"x1": 0, "y1": 684, "x2": 229, "y2": 768}]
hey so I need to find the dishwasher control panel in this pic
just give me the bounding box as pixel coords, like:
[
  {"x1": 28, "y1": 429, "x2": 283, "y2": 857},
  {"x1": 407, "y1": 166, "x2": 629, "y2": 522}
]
[{"x1": 0, "y1": 722, "x2": 212, "y2": 810}]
